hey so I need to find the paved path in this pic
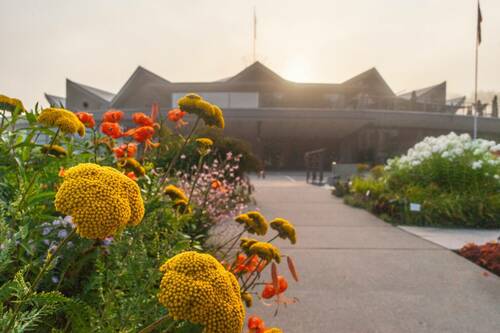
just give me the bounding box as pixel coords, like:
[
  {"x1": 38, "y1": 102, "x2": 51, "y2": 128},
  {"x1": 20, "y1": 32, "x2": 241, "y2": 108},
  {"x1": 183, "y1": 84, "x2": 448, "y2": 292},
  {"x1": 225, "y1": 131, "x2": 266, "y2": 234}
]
[{"x1": 249, "y1": 173, "x2": 500, "y2": 333}]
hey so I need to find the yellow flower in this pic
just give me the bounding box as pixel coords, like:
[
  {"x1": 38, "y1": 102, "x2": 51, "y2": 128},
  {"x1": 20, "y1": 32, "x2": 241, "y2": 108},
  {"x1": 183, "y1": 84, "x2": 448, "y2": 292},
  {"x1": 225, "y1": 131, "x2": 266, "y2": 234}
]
[
  {"x1": 196, "y1": 137, "x2": 213, "y2": 155},
  {"x1": 38, "y1": 108, "x2": 85, "y2": 136},
  {"x1": 164, "y1": 185, "x2": 188, "y2": 201},
  {"x1": 196, "y1": 137, "x2": 213, "y2": 148},
  {"x1": 178, "y1": 93, "x2": 202, "y2": 114},
  {"x1": 236, "y1": 211, "x2": 268, "y2": 236},
  {"x1": 172, "y1": 198, "x2": 192, "y2": 214},
  {"x1": 117, "y1": 157, "x2": 146, "y2": 176},
  {"x1": 158, "y1": 251, "x2": 244, "y2": 333},
  {"x1": 241, "y1": 292, "x2": 253, "y2": 308},
  {"x1": 270, "y1": 218, "x2": 297, "y2": 245},
  {"x1": 265, "y1": 329, "x2": 283, "y2": 333},
  {"x1": 240, "y1": 237, "x2": 259, "y2": 254},
  {"x1": 177, "y1": 93, "x2": 225, "y2": 129},
  {"x1": 0, "y1": 94, "x2": 25, "y2": 112},
  {"x1": 41, "y1": 144, "x2": 67, "y2": 157},
  {"x1": 205, "y1": 105, "x2": 225, "y2": 129},
  {"x1": 55, "y1": 163, "x2": 144, "y2": 239},
  {"x1": 248, "y1": 241, "x2": 281, "y2": 263}
]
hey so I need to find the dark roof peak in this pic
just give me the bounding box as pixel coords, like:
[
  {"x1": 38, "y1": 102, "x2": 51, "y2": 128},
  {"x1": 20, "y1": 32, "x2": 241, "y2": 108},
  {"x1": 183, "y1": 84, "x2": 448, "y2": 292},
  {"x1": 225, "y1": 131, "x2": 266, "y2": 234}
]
[{"x1": 66, "y1": 79, "x2": 115, "y2": 102}]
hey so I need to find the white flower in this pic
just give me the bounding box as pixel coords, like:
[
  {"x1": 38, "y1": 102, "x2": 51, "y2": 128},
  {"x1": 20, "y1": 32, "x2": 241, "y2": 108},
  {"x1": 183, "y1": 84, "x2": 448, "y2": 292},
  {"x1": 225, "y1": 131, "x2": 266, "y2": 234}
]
[{"x1": 472, "y1": 160, "x2": 483, "y2": 170}]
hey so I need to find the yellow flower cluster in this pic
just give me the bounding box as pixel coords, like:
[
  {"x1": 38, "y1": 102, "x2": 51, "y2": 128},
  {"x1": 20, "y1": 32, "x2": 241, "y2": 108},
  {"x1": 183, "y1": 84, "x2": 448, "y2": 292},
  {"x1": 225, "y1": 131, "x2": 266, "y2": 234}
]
[
  {"x1": 164, "y1": 185, "x2": 188, "y2": 201},
  {"x1": 240, "y1": 238, "x2": 258, "y2": 254},
  {"x1": 172, "y1": 198, "x2": 192, "y2": 214},
  {"x1": 248, "y1": 241, "x2": 281, "y2": 263},
  {"x1": 196, "y1": 137, "x2": 213, "y2": 156},
  {"x1": 265, "y1": 329, "x2": 283, "y2": 333},
  {"x1": 177, "y1": 93, "x2": 225, "y2": 129},
  {"x1": 241, "y1": 292, "x2": 253, "y2": 308},
  {"x1": 270, "y1": 218, "x2": 297, "y2": 244},
  {"x1": 0, "y1": 94, "x2": 25, "y2": 112},
  {"x1": 38, "y1": 108, "x2": 85, "y2": 136},
  {"x1": 117, "y1": 157, "x2": 145, "y2": 176},
  {"x1": 235, "y1": 211, "x2": 268, "y2": 235},
  {"x1": 158, "y1": 251, "x2": 244, "y2": 333},
  {"x1": 55, "y1": 163, "x2": 144, "y2": 239},
  {"x1": 41, "y1": 144, "x2": 67, "y2": 157}
]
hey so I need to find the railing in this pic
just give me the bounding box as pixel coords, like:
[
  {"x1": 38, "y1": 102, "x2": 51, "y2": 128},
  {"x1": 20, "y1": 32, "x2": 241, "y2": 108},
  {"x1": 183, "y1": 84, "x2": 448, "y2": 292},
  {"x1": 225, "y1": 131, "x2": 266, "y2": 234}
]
[{"x1": 304, "y1": 148, "x2": 326, "y2": 185}]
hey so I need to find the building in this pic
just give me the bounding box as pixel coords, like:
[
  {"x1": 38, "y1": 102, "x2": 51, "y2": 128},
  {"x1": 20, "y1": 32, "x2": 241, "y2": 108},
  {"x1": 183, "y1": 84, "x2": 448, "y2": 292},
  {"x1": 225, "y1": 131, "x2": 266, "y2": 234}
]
[{"x1": 45, "y1": 62, "x2": 500, "y2": 169}]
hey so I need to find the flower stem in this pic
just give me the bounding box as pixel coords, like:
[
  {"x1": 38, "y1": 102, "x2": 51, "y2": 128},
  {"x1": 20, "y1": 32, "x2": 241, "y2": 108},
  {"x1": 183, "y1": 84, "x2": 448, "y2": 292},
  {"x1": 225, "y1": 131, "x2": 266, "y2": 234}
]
[
  {"x1": 217, "y1": 229, "x2": 247, "y2": 260},
  {"x1": 164, "y1": 116, "x2": 201, "y2": 177},
  {"x1": 138, "y1": 314, "x2": 176, "y2": 333},
  {"x1": 187, "y1": 154, "x2": 205, "y2": 207}
]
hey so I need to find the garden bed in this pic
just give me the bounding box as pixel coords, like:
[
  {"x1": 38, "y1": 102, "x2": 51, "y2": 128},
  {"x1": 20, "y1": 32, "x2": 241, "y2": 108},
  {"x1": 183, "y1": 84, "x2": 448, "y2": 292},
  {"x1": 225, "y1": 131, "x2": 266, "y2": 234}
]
[{"x1": 333, "y1": 133, "x2": 500, "y2": 229}]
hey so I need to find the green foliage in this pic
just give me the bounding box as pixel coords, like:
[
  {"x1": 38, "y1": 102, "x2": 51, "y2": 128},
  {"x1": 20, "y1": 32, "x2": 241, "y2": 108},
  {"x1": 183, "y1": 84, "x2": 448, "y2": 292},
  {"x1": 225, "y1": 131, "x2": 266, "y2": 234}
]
[
  {"x1": 0, "y1": 102, "x2": 244, "y2": 331},
  {"x1": 345, "y1": 134, "x2": 500, "y2": 228}
]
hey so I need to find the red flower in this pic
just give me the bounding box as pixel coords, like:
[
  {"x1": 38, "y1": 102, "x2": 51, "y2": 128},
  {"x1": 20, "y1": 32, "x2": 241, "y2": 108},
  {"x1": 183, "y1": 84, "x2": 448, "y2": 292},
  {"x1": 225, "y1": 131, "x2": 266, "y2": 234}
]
[
  {"x1": 101, "y1": 122, "x2": 123, "y2": 139},
  {"x1": 112, "y1": 143, "x2": 137, "y2": 158},
  {"x1": 124, "y1": 126, "x2": 159, "y2": 150},
  {"x1": 211, "y1": 179, "x2": 222, "y2": 190},
  {"x1": 76, "y1": 112, "x2": 95, "y2": 128},
  {"x1": 261, "y1": 276, "x2": 288, "y2": 299},
  {"x1": 167, "y1": 108, "x2": 187, "y2": 127},
  {"x1": 247, "y1": 316, "x2": 266, "y2": 333},
  {"x1": 261, "y1": 284, "x2": 275, "y2": 299},
  {"x1": 132, "y1": 112, "x2": 155, "y2": 127},
  {"x1": 126, "y1": 171, "x2": 138, "y2": 181},
  {"x1": 126, "y1": 126, "x2": 155, "y2": 142},
  {"x1": 102, "y1": 109, "x2": 124, "y2": 123}
]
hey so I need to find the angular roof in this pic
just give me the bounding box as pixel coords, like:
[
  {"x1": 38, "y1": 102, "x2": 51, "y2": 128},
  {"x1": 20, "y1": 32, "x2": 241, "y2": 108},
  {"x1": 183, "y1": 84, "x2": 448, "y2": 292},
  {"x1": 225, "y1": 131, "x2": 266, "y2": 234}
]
[
  {"x1": 224, "y1": 61, "x2": 286, "y2": 83},
  {"x1": 44, "y1": 93, "x2": 66, "y2": 107},
  {"x1": 399, "y1": 82, "x2": 446, "y2": 101},
  {"x1": 111, "y1": 66, "x2": 171, "y2": 108},
  {"x1": 342, "y1": 67, "x2": 395, "y2": 97},
  {"x1": 66, "y1": 80, "x2": 115, "y2": 102}
]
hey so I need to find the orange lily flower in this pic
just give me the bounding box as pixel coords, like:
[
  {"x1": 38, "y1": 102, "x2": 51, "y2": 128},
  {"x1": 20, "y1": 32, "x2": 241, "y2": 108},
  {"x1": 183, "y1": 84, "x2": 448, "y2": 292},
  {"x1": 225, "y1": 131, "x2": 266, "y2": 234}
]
[
  {"x1": 261, "y1": 276, "x2": 288, "y2": 299},
  {"x1": 126, "y1": 171, "x2": 138, "y2": 181},
  {"x1": 113, "y1": 143, "x2": 137, "y2": 158},
  {"x1": 101, "y1": 122, "x2": 123, "y2": 139},
  {"x1": 167, "y1": 108, "x2": 187, "y2": 127},
  {"x1": 247, "y1": 315, "x2": 266, "y2": 333},
  {"x1": 102, "y1": 109, "x2": 124, "y2": 123},
  {"x1": 132, "y1": 112, "x2": 156, "y2": 127},
  {"x1": 76, "y1": 112, "x2": 95, "y2": 128}
]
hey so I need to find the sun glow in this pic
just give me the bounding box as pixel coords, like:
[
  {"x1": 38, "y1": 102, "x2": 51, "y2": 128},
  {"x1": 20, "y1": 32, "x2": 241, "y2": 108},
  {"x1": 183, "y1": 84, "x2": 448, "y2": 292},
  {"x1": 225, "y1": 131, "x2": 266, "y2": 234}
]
[{"x1": 283, "y1": 57, "x2": 312, "y2": 82}]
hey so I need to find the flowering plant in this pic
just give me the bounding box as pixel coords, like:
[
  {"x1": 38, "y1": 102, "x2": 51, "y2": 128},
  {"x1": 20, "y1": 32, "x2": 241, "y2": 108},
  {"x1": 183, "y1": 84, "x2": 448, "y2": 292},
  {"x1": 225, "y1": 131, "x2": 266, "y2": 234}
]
[{"x1": 345, "y1": 132, "x2": 500, "y2": 227}]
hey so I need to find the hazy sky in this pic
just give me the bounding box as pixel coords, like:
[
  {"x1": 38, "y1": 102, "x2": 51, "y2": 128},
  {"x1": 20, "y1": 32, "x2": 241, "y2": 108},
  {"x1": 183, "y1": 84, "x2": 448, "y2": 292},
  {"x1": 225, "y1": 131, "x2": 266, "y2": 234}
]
[{"x1": 1, "y1": 0, "x2": 499, "y2": 108}]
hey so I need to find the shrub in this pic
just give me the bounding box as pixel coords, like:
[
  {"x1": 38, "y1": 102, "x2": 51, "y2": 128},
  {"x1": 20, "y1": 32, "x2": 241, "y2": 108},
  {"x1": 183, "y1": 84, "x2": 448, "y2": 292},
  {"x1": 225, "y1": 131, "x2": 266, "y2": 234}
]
[
  {"x1": 459, "y1": 242, "x2": 500, "y2": 276},
  {"x1": 382, "y1": 132, "x2": 500, "y2": 228}
]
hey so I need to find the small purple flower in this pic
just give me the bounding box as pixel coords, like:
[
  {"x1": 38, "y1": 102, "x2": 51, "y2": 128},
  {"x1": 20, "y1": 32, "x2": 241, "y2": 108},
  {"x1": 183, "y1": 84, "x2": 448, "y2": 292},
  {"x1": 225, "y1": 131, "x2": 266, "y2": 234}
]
[
  {"x1": 57, "y1": 229, "x2": 68, "y2": 239},
  {"x1": 51, "y1": 276, "x2": 59, "y2": 284}
]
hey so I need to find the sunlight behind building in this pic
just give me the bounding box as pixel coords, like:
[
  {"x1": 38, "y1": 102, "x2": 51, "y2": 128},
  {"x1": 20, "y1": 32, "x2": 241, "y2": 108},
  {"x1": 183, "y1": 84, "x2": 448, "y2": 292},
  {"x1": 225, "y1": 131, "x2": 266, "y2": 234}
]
[{"x1": 283, "y1": 57, "x2": 312, "y2": 82}]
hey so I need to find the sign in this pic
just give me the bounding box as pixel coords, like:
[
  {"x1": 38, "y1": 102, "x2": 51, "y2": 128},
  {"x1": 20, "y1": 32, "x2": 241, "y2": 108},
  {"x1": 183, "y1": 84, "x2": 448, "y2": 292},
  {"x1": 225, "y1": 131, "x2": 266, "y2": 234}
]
[{"x1": 410, "y1": 203, "x2": 421, "y2": 212}]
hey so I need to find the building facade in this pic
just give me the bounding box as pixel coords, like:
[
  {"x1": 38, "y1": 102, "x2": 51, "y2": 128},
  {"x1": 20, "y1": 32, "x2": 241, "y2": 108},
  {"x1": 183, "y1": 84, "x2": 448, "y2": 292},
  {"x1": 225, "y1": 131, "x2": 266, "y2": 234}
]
[{"x1": 46, "y1": 62, "x2": 500, "y2": 169}]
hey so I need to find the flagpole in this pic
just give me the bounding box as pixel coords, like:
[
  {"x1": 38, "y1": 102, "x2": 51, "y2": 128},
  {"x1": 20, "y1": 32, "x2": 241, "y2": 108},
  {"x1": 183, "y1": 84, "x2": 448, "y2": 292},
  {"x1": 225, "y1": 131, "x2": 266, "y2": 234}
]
[
  {"x1": 253, "y1": 6, "x2": 257, "y2": 63},
  {"x1": 473, "y1": 0, "x2": 480, "y2": 140}
]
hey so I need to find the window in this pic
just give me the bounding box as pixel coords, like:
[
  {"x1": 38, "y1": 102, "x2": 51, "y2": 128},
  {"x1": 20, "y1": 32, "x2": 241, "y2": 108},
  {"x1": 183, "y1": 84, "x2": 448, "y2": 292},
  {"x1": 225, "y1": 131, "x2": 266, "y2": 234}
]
[{"x1": 172, "y1": 92, "x2": 259, "y2": 108}]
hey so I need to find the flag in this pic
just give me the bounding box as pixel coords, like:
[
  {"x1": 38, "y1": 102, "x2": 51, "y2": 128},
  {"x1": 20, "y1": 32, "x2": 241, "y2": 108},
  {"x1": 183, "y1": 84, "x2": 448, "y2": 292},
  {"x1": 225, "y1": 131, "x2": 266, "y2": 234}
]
[{"x1": 477, "y1": 2, "x2": 483, "y2": 44}]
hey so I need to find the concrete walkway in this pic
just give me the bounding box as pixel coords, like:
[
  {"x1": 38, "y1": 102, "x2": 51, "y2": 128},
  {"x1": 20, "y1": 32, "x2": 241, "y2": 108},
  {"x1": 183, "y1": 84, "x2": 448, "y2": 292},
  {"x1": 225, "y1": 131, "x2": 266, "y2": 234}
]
[{"x1": 249, "y1": 173, "x2": 500, "y2": 333}]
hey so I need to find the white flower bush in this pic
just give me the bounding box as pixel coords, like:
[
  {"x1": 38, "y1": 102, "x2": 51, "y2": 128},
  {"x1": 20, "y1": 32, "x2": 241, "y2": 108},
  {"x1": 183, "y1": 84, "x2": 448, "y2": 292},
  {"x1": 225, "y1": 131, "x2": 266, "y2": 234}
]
[
  {"x1": 387, "y1": 132, "x2": 500, "y2": 174},
  {"x1": 380, "y1": 132, "x2": 500, "y2": 227}
]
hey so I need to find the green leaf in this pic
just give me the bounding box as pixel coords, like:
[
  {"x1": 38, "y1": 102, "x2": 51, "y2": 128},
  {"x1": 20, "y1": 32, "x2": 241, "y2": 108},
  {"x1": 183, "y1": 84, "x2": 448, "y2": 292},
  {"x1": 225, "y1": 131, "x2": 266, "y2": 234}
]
[{"x1": 27, "y1": 191, "x2": 55, "y2": 205}]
